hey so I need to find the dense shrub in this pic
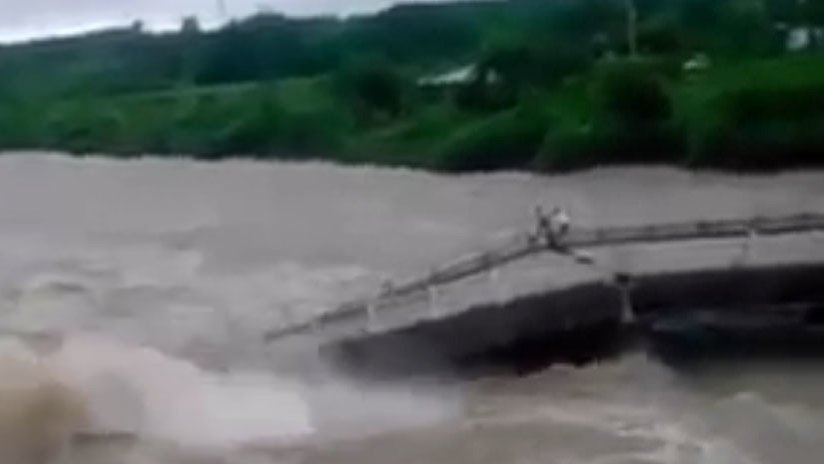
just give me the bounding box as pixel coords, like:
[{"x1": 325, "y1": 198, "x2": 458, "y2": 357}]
[
  {"x1": 597, "y1": 64, "x2": 674, "y2": 126},
  {"x1": 197, "y1": 98, "x2": 349, "y2": 159},
  {"x1": 534, "y1": 45, "x2": 593, "y2": 86},
  {"x1": 436, "y1": 107, "x2": 550, "y2": 172},
  {"x1": 333, "y1": 59, "x2": 408, "y2": 123},
  {"x1": 274, "y1": 107, "x2": 350, "y2": 156},
  {"x1": 165, "y1": 94, "x2": 247, "y2": 157},
  {"x1": 453, "y1": 78, "x2": 514, "y2": 113},
  {"x1": 536, "y1": 123, "x2": 683, "y2": 171},
  {"x1": 536, "y1": 63, "x2": 682, "y2": 171},
  {"x1": 638, "y1": 18, "x2": 685, "y2": 55},
  {"x1": 688, "y1": 80, "x2": 824, "y2": 169},
  {"x1": 209, "y1": 101, "x2": 284, "y2": 157},
  {"x1": 42, "y1": 100, "x2": 129, "y2": 155}
]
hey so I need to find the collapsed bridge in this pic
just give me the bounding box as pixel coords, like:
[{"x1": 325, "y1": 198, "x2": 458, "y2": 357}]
[{"x1": 266, "y1": 213, "x2": 824, "y2": 374}]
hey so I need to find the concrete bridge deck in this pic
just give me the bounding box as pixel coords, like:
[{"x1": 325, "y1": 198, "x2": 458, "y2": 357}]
[{"x1": 264, "y1": 213, "x2": 824, "y2": 374}]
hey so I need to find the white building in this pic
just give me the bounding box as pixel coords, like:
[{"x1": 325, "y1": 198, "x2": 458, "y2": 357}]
[{"x1": 417, "y1": 64, "x2": 500, "y2": 88}]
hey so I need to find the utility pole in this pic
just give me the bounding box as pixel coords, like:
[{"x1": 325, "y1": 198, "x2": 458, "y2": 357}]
[
  {"x1": 625, "y1": 0, "x2": 639, "y2": 58},
  {"x1": 217, "y1": 0, "x2": 228, "y2": 20}
]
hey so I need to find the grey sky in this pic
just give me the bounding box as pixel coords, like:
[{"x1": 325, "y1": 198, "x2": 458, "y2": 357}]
[{"x1": 0, "y1": 0, "x2": 445, "y2": 42}]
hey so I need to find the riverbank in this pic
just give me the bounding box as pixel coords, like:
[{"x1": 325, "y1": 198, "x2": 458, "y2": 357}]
[{"x1": 2, "y1": 55, "x2": 824, "y2": 173}]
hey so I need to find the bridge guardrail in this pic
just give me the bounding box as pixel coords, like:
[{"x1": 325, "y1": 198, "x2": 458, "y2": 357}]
[{"x1": 264, "y1": 213, "x2": 824, "y2": 342}]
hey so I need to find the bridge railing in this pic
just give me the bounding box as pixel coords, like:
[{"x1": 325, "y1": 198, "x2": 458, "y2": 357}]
[{"x1": 265, "y1": 212, "x2": 824, "y2": 342}]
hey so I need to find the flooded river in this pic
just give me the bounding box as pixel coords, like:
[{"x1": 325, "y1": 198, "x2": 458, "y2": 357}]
[{"x1": 0, "y1": 153, "x2": 823, "y2": 463}]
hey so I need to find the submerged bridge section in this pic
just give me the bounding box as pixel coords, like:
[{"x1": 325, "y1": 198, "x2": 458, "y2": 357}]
[{"x1": 265, "y1": 213, "x2": 824, "y2": 373}]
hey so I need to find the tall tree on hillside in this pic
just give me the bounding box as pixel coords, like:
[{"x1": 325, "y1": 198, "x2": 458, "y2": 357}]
[
  {"x1": 769, "y1": 0, "x2": 824, "y2": 25},
  {"x1": 677, "y1": 0, "x2": 773, "y2": 55},
  {"x1": 181, "y1": 16, "x2": 202, "y2": 35},
  {"x1": 723, "y1": 0, "x2": 774, "y2": 54},
  {"x1": 625, "y1": 0, "x2": 640, "y2": 57},
  {"x1": 797, "y1": 0, "x2": 824, "y2": 47},
  {"x1": 335, "y1": 59, "x2": 406, "y2": 123}
]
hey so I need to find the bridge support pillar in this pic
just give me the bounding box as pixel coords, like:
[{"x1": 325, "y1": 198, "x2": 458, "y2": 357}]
[{"x1": 614, "y1": 273, "x2": 636, "y2": 324}]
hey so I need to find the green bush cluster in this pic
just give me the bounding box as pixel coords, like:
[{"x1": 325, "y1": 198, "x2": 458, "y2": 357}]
[
  {"x1": 535, "y1": 59, "x2": 824, "y2": 172},
  {"x1": 536, "y1": 63, "x2": 682, "y2": 171},
  {"x1": 390, "y1": 57, "x2": 824, "y2": 173},
  {"x1": 0, "y1": 86, "x2": 351, "y2": 160},
  {"x1": 688, "y1": 79, "x2": 824, "y2": 169},
  {"x1": 436, "y1": 106, "x2": 550, "y2": 172}
]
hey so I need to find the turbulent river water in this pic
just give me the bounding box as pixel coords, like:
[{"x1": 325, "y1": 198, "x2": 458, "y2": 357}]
[{"x1": 0, "y1": 153, "x2": 824, "y2": 463}]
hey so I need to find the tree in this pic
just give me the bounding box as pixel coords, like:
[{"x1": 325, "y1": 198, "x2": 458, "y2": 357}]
[
  {"x1": 546, "y1": 0, "x2": 624, "y2": 44},
  {"x1": 720, "y1": 0, "x2": 773, "y2": 55},
  {"x1": 625, "y1": 0, "x2": 640, "y2": 57},
  {"x1": 130, "y1": 21, "x2": 144, "y2": 33},
  {"x1": 599, "y1": 67, "x2": 672, "y2": 126},
  {"x1": 335, "y1": 59, "x2": 407, "y2": 122},
  {"x1": 768, "y1": 0, "x2": 824, "y2": 25},
  {"x1": 804, "y1": 0, "x2": 824, "y2": 24},
  {"x1": 676, "y1": 0, "x2": 774, "y2": 55},
  {"x1": 181, "y1": 16, "x2": 201, "y2": 35},
  {"x1": 480, "y1": 43, "x2": 535, "y2": 95}
]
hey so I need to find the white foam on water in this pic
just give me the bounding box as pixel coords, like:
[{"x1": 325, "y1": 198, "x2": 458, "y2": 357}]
[
  {"x1": 0, "y1": 332, "x2": 463, "y2": 464},
  {"x1": 44, "y1": 335, "x2": 314, "y2": 449},
  {"x1": 302, "y1": 376, "x2": 464, "y2": 441}
]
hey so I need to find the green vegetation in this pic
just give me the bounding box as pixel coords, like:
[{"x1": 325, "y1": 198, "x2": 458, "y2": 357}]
[{"x1": 1, "y1": 0, "x2": 824, "y2": 172}]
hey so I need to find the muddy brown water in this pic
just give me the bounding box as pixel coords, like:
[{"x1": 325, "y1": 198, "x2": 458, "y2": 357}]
[{"x1": 0, "y1": 153, "x2": 822, "y2": 463}]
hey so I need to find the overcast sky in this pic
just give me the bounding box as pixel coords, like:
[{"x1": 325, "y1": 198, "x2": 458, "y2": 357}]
[{"x1": 0, "y1": 0, "x2": 446, "y2": 42}]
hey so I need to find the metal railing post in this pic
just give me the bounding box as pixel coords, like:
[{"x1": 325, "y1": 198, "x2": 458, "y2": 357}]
[
  {"x1": 614, "y1": 273, "x2": 636, "y2": 325},
  {"x1": 428, "y1": 285, "x2": 440, "y2": 318},
  {"x1": 488, "y1": 265, "x2": 504, "y2": 302},
  {"x1": 732, "y1": 221, "x2": 758, "y2": 268},
  {"x1": 366, "y1": 302, "x2": 378, "y2": 333}
]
